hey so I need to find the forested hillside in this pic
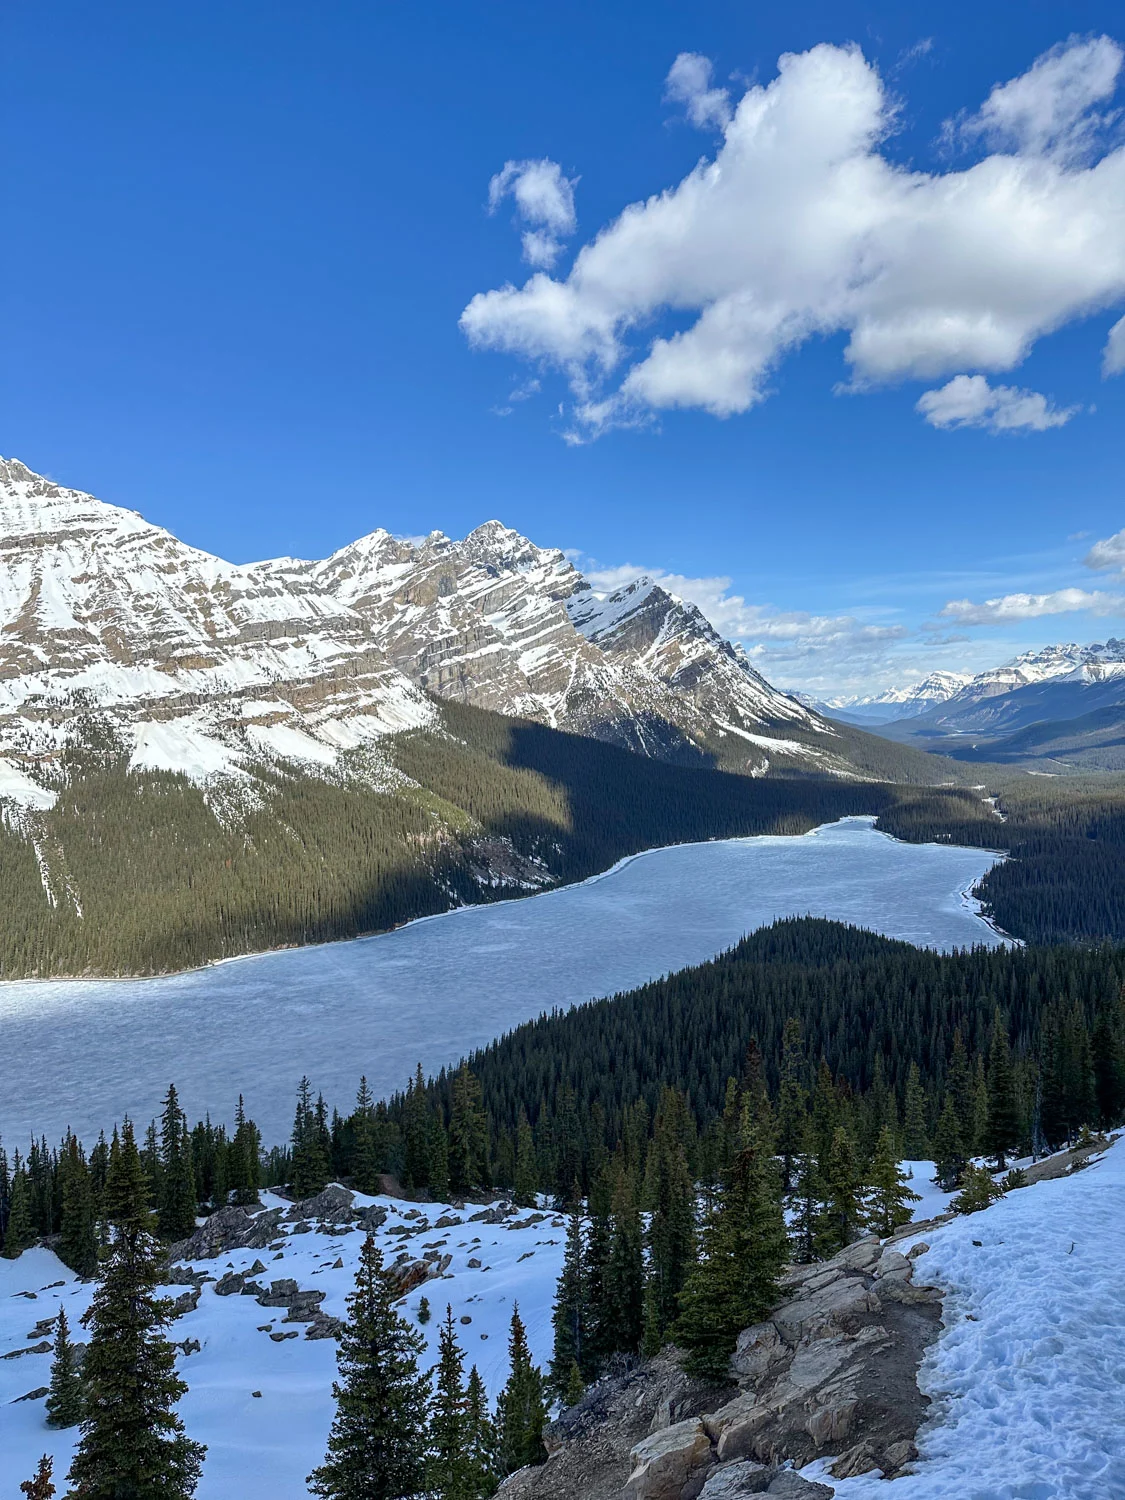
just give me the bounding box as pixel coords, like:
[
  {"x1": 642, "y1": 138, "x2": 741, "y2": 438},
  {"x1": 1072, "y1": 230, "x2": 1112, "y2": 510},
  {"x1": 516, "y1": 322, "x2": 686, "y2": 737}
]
[{"x1": 0, "y1": 703, "x2": 890, "y2": 978}]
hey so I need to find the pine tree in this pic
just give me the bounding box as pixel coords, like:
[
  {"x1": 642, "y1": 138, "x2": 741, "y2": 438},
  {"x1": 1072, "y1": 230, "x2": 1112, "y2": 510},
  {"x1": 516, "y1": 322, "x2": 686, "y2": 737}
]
[
  {"x1": 2, "y1": 1156, "x2": 35, "y2": 1257},
  {"x1": 932, "y1": 1096, "x2": 966, "y2": 1191},
  {"x1": 45, "y1": 1305, "x2": 84, "y2": 1428},
  {"x1": 291, "y1": 1078, "x2": 330, "y2": 1199},
  {"x1": 427, "y1": 1112, "x2": 451, "y2": 1202},
  {"x1": 66, "y1": 1119, "x2": 205, "y2": 1499},
  {"x1": 308, "y1": 1234, "x2": 430, "y2": 1500},
  {"x1": 402, "y1": 1065, "x2": 431, "y2": 1192},
  {"x1": 901, "y1": 1063, "x2": 929, "y2": 1159},
  {"x1": 952, "y1": 1163, "x2": 1005, "y2": 1215},
  {"x1": 775, "y1": 1018, "x2": 808, "y2": 1191},
  {"x1": 550, "y1": 1210, "x2": 587, "y2": 1392},
  {"x1": 59, "y1": 1138, "x2": 98, "y2": 1278},
  {"x1": 449, "y1": 1064, "x2": 490, "y2": 1196},
  {"x1": 602, "y1": 1155, "x2": 644, "y2": 1356},
  {"x1": 1092, "y1": 997, "x2": 1125, "y2": 1130},
  {"x1": 677, "y1": 1093, "x2": 786, "y2": 1378},
  {"x1": 158, "y1": 1085, "x2": 197, "y2": 1242},
  {"x1": 351, "y1": 1078, "x2": 380, "y2": 1195},
  {"x1": 513, "y1": 1108, "x2": 537, "y2": 1207},
  {"x1": 496, "y1": 1305, "x2": 546, "y2": 1476},
  {"x1": 428, "y1": 1306, "x2": 471, "y2": 1500},
  {"x1": 789, "y1": 1117, "x2": 821, "y2": 1264},
  {"x1": 866, "y1": 1125, "x2": 921, "y2": 1236},
  {"x1": 984, "y1": 1010, "x2": 1019, "y2": 1170},
  {"x1": 20, "y1": 1455, "x2": 55, "y2": 1500},
  {"x1": 817, "y1": 1124, "x2": 863, "y2": 1255},
  {"x1": 947, "y1": 1029, "x2": 976, "y2": 1151},
  {"x1": 230, "y1": 1096, "x2": 261, "y2": 1206},
  {"x1": 464, "y1": 1366, "x2": 498, "y2": 1498},
  {"x1": 641, "y1": 1092, "x2": 696, "y2": 1356}
]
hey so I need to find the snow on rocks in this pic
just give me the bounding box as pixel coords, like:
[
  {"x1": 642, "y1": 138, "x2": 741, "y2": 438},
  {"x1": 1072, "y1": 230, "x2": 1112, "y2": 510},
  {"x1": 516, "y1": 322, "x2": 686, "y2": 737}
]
[
  {"x1": 0, "y1": 1189, "x2": 567, "y2": 1499},
  {"x1": 812, "y1": 1136, "x2": 1125, "y2": 1499}
]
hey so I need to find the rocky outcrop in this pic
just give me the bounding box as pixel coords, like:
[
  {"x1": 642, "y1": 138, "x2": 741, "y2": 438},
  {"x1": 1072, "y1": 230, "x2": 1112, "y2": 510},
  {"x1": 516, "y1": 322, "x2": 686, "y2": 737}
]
[
  {"x1": 168, "y1": 1204, "x2": 285, "y2": 1262},
  {"x1": 501, "y1": 1235, "x2": 943, "y2": 1499}
]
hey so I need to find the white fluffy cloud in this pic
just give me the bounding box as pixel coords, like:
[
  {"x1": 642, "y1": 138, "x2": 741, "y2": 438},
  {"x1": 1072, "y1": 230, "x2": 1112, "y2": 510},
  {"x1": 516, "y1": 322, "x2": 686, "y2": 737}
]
[
  {"x1": 939, "y1": 587, "x2": 1124, "y2": 626},
  {"x1": 664, "y1": 53, "x2": 733, "y2": 130},
  {"x1": 1104, "y1": 314, "x2": 1125, "y2": 376},
  {"x1": 1085, "y1": 527, "x2": 1125, "y2": 572},
  {"x1": 462, "y1": 37, "x2": 1125, "y2": 436},
  {"x1": 916, "y1": 374, "x2": 1078, "y2": 432},
  {"x1": 487, "y1": 159, "x2": 578, "y2": 269}
]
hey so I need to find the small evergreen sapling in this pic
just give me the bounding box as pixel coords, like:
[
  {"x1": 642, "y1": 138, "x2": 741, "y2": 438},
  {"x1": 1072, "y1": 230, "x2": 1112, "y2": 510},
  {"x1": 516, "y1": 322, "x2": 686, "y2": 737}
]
[
  {"x1": 19, "y1": 1455, "x2": 55, "y2": 1500},
  {"x1": 865, "y1": 1126, "x2": 922, "y2": 1236},
  {"x1": 496, "y1": 1305, "x2": 546, "y2": 1476},
  {"x1": 428, "y1": 1307, "x2": 471, "y2": 1500}
]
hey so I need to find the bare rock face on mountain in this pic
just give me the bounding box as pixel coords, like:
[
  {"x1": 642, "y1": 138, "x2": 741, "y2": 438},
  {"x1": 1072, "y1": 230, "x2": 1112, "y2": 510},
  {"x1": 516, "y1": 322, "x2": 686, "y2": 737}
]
[{"x1": 0, "y1": 456, "x2": 829, "y2": 806}]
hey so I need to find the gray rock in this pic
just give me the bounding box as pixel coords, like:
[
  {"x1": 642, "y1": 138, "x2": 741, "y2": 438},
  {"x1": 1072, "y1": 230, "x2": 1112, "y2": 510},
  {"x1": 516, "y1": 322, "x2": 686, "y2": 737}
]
[
  {"x1": 766, "y1": 1473, "x2": 834, "y2": 1498},
  {"x1": 626, "y1": 1418, "x2": 714, "y2": 1500},
  {"x1": 356, "y1": 1205, "x2": 387, "y2": 1232},
  {"x1": 213, "y1": 1271, "x2": 245, "y2": 1296},
  {"x1": 286, "y1": 1184, "x2": 356, "y2": 1223},
  {"x1": 828, "y1": 1439, "x2": 879, "y2": 1478},
  {"x1": 831, "y1": 1238, "x2": 881, "y2": 1272},
  {"x1": 13, "y1": 1385, "x2": 49, "y2": 1403},
  {"x1": 772, "y1": 1276, "x2": 880, "y2": 1345},
  {"x1": 873, "y1": 1249, "x2": 911, "y2": 1280},
  {"x1": 731, "y1": 1322, "x2": 786, "y2": 1386},
  {"x1": 880, "y1": 1439, "x2": 918, "y2": 1475},
  {"x1": 2, "y1": 1341, "x2": 52, "y2": 1360},
  {"x1": 698, "y1": 1460, "x2": 776, "y2": 1496}
]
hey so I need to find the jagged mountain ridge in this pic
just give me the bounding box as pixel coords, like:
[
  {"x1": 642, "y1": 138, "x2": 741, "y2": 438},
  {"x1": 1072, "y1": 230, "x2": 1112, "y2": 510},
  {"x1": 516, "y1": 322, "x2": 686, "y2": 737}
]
[
  {"x1": 820, "y1": 670, "x2": 974, "y2": 725},
  {"x1": 0, "y1": 457, "x2": 829, "y2": 804}
]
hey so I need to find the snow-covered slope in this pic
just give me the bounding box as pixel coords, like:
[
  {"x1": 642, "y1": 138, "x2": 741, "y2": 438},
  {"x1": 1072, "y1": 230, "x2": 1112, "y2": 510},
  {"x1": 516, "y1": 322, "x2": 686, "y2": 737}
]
[
  {"x1": 820, "y1": 1137, "x2": 1125, "y2": 1499},
  {"x1": 821, "y1": 673, "x2": 974, "y2": 725},
  {"x1": 0, "y1": 458, "x2": 825, "y2": 799}
]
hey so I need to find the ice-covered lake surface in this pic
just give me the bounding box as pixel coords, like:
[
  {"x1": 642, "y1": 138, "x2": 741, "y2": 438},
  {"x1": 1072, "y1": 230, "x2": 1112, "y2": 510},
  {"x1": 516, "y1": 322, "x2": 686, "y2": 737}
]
[{"x1": 0, "y1": 816, "x2": 1005, "y2": 1148}]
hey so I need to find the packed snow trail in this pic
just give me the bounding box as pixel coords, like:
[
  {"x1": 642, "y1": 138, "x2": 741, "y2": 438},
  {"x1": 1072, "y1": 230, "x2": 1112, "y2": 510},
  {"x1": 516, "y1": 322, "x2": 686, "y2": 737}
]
[{"x1": 818, "y1": 1137, "x2": 1125, "y2": 1500}]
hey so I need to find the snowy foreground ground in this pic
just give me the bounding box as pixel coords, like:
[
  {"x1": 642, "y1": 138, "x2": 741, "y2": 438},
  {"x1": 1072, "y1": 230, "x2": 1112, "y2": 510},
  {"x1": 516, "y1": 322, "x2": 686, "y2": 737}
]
[
  {"x1": 2, "y1": 1147, "x2": 1119, "y2": 1499},
  {"x1": 811, "y1": 1138, "x2": 1125, "y2": 1500}
]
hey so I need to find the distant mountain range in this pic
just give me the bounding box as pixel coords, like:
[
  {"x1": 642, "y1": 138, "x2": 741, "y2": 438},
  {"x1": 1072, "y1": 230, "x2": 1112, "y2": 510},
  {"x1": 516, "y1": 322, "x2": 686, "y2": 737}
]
[{"x1": 818, "y1": 643, "x2": 1125, "y2": 769}]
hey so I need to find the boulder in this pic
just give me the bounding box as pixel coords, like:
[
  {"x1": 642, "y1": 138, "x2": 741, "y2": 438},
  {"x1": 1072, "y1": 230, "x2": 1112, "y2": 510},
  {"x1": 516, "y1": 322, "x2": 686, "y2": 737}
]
[
  {"x1": 305, "y1": 1313, "x2": 346, "y2": 1341},
  {"x1": 285, "y1": 1184, "x2": 356, "y2": 1223},
  {"x1": 765, "y1": 1473, "x2": 834, "y2": 1498},
  {"x1": 880, "y1": 1439, "x2": 918, "y2": 1476},
  {"x1": 169, "y1": 1205, "x2": 285, "y2": 1261},
  {"x1": 873, "y1": 1249, "x2": 911, "y2": 1281},
  {"x1": 356, "y1": 1205, "x2": 388, "y2": 1232},
  {"x1": 831, "y1": 1238, "x2": 881, "y2": 1272},
  {"x1": 708, "y1": 1397, "x2": 772, "y2": 1463},
  {"x1": 698, "y1": 1460, "x2": 775, "y2": 1496},
  {"x1": 626, "y1": 1418, "x2": 714, "y2": 1500},
  {"x1": 771, "y1": 1277, "x2": 880, "y2": 1345},
  {"x1": 804, "y1": 1399, "x2": 857, "y2": 1447},
  {"x1": 731, "y1": 1322, "x2": 786, "y2": 1387},
  {"x1": 828, "y1": 1439, "x2": 879, "y2": 1478}
]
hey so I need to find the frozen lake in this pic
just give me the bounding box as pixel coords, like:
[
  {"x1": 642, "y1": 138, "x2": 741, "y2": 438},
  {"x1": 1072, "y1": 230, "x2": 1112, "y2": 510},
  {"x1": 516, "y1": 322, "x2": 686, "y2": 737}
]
[{"x1": 0, "y1": 817, "x2": 1005, "y2": 1148}]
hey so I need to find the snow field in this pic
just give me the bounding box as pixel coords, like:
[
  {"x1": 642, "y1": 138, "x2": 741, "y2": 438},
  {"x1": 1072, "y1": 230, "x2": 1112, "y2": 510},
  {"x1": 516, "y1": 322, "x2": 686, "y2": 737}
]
[
  {"x1": 0, "y1": 1191, "x2": 568, "y2": 1500},
  {"x1": 815, "y1": 1137, "x2": 1125, "y2": 1500}
]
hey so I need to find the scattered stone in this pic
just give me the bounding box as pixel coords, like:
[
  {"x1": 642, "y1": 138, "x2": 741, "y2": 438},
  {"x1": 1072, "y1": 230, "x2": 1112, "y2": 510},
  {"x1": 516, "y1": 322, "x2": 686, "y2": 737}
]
[
  {"x1": 269, "y1": 1330, "x2": 299, "y2": 1342},
  {"x1": 1, "y1": 1342, "x2": 52, "y2": 1360},
  {"x1": 907, "y1": 1242, "x2": 929, "y2": 1260},
  {"x1": 305, "y1": 1314, "x2": 346, "y2": 1341},
  {"x1": 170, "y1": 1287, "x2": 201, "y2": 1317},
  {"x1": 252, "y1": 1390, "x2": 262, "y2": 1398},
  {"x1": 12, "y1": 1386, "x2": 49, "y2": 1403},
  {"x1": 460, "y1": 1315, "x2": 472, "y2": 1325},
  {"x1": 331, "y1": 1257, "x2": 343, "y2": 1270},
  {"x1": 467, "y1": 1258, "x2": 482, "y2": 1269},
  {"x1": 291, "y1": 1221, "x2": 312, "y2": 1235},
  {"x1": 247, "y1": 1258, "x2": 267, "y2": 1275},
  {"x1": 285, "y1": 1184, "x2": 356, "y2": 1223},
  {"x1": 28, "y1": 1317, "x2": 58, "y2": 1339},
  {"x1": 880, "y1": 1438, "x2": 919, "y2": 1475},
  {"x1": 214, "y1": 1272, "x2": 245, "y2": 1297},
  {"x1": 765, "y1": 1473, "x2": 833, "y2": 1499},
  {"x1": 174, "y1": 1338, "x2": 202, "y2": 1357},
  {"x1": 698, "y1": 1460, "x2": 775, "y2": 1496},
  {"x1": 518, "y1": 1251, "x2": 535, "y2": 1262},
  {"x1": 830, "y1": 1438, "x2": 880, "y2": 1477},
  {"x1": 169, "y1": 1204, "x2": 285, "y2": 1262}
]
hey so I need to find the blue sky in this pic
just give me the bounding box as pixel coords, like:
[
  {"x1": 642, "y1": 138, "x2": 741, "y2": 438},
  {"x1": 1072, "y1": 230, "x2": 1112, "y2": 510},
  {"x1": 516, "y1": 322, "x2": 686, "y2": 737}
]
[{"x1": 4, "y1": 0, "x2": 1125, "y2": 693}]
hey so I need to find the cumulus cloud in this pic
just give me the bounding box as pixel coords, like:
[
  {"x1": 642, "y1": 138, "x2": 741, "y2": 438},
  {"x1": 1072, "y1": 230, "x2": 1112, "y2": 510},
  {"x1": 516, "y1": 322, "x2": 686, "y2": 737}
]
[
  {"x1": 1104, "y1": 314, "x2": 1125, "y2": 375},
  {"x1": 951, "y1": 35, "x2": 1123, "y2": 162},
  {"x1": 487, "y1": 159, "x2": 578, "y2": 269},
  {"x1": 916, "y1": 374, "x2": 1078, "y2": 432},
  {"x1": 664, "y1": 52, "x2": 733, "y2": 129},
  {"x1": 1085, "y1": 527, "x2": 1125, "y2": 571},
  {"x1": 462, "y1": 37, "x2": 1125, "y2": 437},
  {"x1": 939, "y1": 587, "x2": 1124, "y2": 625}
]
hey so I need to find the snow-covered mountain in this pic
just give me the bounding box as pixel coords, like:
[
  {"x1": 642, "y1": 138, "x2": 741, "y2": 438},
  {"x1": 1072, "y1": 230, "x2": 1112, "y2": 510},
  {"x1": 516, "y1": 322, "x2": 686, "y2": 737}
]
[
  {"x1": 821, "y1": 671, "x2": 974, "y2": 725},
  {"x1": 0, "y1": 458, "x2": 824, "y2": 802}
]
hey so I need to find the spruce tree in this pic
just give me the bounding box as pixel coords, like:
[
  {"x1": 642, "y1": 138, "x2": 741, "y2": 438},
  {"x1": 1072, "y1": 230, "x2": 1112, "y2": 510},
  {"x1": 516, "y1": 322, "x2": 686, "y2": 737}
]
[
  {"x1": 789, "y1": 1118, "x2": 821, "y2": 1264},
  {"x1": 59, "y1": 1139, "x2": 98, "y2": 1278},
  {"x1": 602, "y1": 1155, "x2": 644, "y2": 1356},
  {"x1": 291, "y1": 1077, "x2": 330, "y2": 1199},
  {"x1": 464, "y1": 1366, "x2": 498, "y2": 1499},
  {"x1": 984, "y1": 1010, "x2": 1019, "y2": 1170},
  {"x1": 932, "y1": 1096, "x2": 966, "y2": 1191},
  {"x1": 66, "y1": 1119, "x2": 205, "y2": 1499},
  {"x1": 1092, "y1": 998, "x2": 1125, "y2": 1130},
  {"x1": 496, "y1": 1305, "x2": 546, "y2": 1476},
  {"x1": 550, "y1": 1210, "x2": 587, "y2": 1391},
  {"x1": 775, "y1": 1018, "x2": 808, "y2": 1191},
  {"x1": 449, "y1": 1064, "x2": 490, "y2": 1196},
  {"x1": 351, "y1": 1078, "x2": 380, "y2": 1195},
  {"x1": 158, "y1": 1085, "x2": 197, "y2": 1242},
  {"x1": 817, "y1": 1124, "x2": 863, "y2": 1255},
  {"x1": 641, "y1": 1093, "x2": 696, "y2": 1355},
  {"x1": 3, "y1": 1155, "x2": 34, "y2": 1257},
  {"x1": 308, "y1": 1234, "x2": 430, "y2": 1500},
  {"x1": 428, "y1": 1306, "x2": 471, "y2": 1500},
  {"x1": 20, "y1": 1455, "x2": 55, "y2": 1500},
  {"x1": 513, "y1": 1109, "x2": 537, "y2": 1207},
  {"x1": 46, "y1": 1305, "x2": 84, "y2": 1428},
  {"x1": 901, "y1": 1063, "x2": 929, "y2": 1160},
  {"x1": 866, "y1": 1125, "x2": 921, "y2": 1236},
  {"x1": 947, "y1": 1029, "x2": 976, "y2": 1150},
  {"x1": 230, "y1": 1096, "x2": 261, "y2": 1206}
]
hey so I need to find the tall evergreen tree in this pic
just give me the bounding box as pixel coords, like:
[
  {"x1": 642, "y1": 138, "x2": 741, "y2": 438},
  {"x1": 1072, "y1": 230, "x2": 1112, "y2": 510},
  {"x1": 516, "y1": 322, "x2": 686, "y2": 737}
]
[
  {"x1": 550, "y1": 1210, "x2": 588, "y2": 1391},
  {"x1": 46, "y1": 1306, "x2": 84, "y2": 1429},
  {"x1": 984, "y1": 1010, "x2": 1020, "y2": 1170},
  {"x1": 428, "y1": 1307, "x2": 471, "y2": 1500},
  {"x1": 901, "y1": 1063, "x2": 929, "y2": 1159},
  {"x1": 350, "y1": 1078, "x2": 380, "y2": 1195},
  {"x1": 66, "y1": 1119, "x2": 205, "y2": 1499},
  {"x1": 513, "y1": 1109, "x2": 537, "y2": 1207},
  {"x1": 1091, "y1": 996, "x2": 1125, "y2": 1130},
  {"x1": 775, "y1": 1018, "x2": 808, "y2": 1191},
  {"x1": 463, "y1": 1366, "x2": 498, "y2": 1499},
  {"x1": 3, "y1": 1154, "x2": 34, "y2": 1257},
  {"x1": 947, "y1": 1029, "x2": 976, "y2": 1151},
  {"x1": 158, "y1": 1085, "x2": 197, "y2": 1242},
  {"x1": 449, "y1": 1064, "x2": 490, "y2": 1196},
  {"x1": 602, "y1": 1155, "x2": 644, "y2": 1357},
  {"x1": 866, "y1": 1125, "x2": 921, "y2": 1236},
  {"x1": 308, "y1": 1234, "x2": 430, "y2": 1500},
  {"x1": 932, "y1": 1096, "x2": 966, "y2": 1191},
  {"x1": 291, "y1": 1077, "x2": 330, "y2": 1199},
  {"x1": 230, "y1": 1096, "x2": 261, "y2": 1206},
  {"x1": 496, "y1": 1306, "x2": 546, "y2": 1476},
  {"x1": 641, "y1": 1090, "x2": 696, "y2": 1356},
  {"x1": 817, "y1": 1124, "x2": 863, "y2": 1255}
]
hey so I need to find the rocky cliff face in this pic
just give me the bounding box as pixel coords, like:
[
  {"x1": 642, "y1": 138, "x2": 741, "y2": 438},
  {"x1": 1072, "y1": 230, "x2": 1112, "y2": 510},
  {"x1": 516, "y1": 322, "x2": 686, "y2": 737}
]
[{"x1": 0, "y1": 458, "x2": 826, "y2": 802}]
